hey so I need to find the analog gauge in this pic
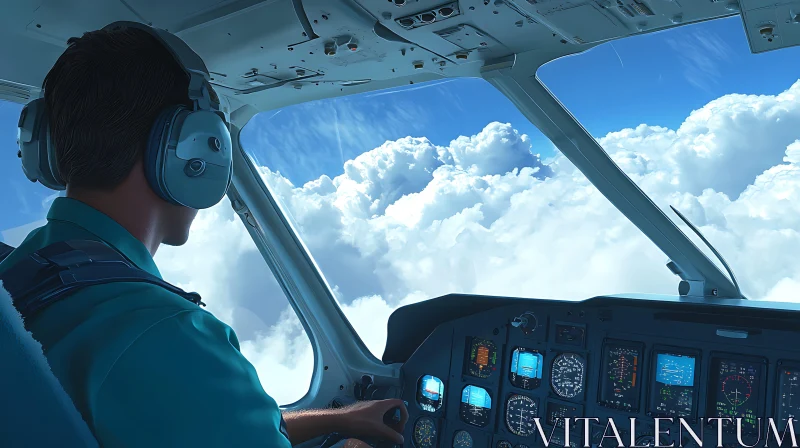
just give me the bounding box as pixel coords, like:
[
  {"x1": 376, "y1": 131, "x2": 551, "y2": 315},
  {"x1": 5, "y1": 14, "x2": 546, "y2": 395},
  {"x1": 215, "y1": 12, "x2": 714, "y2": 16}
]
[
  {"x1": 453, "y1": 430, "x2": 473, "y2": 448},
  {"x1": 460, "y1": 385, "x2": 492, "y2": 427},
  {"x1": 417, "y1": 375, "x2": 445, "y2": 412},
  {"x1": 466, "y1": 337, "x2": 498, "y2": 378},
  {"x1": 510, "y1": 348, "x2": 543, "y2": 390},
  {"x1": 505, "y1": 394, "x2": 538, "y2": 437},
  {"x1": 551, "y1": 353, "x2": 586, "y2": 399},
  {"x1": 496, "y1": 442, "x2": 513, "y2": 448},
  {"x1": 413, "y1": 417, "x2": 436, "y2": 448}
]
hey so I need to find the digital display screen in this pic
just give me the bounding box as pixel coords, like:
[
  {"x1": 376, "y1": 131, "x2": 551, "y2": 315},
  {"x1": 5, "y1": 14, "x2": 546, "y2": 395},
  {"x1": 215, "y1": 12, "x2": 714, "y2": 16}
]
[
  {"x1": 649, "y1": 351, "x2": 697, "y2": 418},
  {"x1": 555, "y1": 324, "x2": 585, "y2": 347},
  {"x1": 510, "y1": 348, "x2": 543, "y2": 390},
  {"x1": 777, "y1": 366, "x2": 800, "y2": 429},
  {"x1": 465, "y1": 337, "x2": 498, "y2": 379},
  {"x1": 416, "y1": 375, "x2": 444, "y2": 412},
  {"x1": 546, "y1": 401, "x2": 581, "y2": 429},
  {"x1": 709, "y1": 357, "x2": 764, "y2": 434},
  {"x1": 460, "y1": 385, "x2": 492, "y2": 427},
  {"x1": 599, "y1": 343, "x2": 642, "y2": 412}
]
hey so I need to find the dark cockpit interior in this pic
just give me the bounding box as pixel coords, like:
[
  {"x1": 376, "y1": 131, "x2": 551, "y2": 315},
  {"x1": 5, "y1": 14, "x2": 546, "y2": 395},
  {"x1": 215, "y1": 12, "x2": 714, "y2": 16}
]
[{"x1": 380, "y1": 295, "x2": 800, "y2": 448}]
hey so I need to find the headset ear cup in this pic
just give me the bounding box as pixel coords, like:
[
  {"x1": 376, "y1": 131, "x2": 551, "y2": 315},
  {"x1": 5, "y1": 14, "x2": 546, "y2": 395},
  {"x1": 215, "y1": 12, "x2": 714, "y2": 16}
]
[
  {"x1": 43, "y1": 119, "x2": 65, "y2": 188},
  {"x1": 144, "y1": 106, "x2": 185, "y2": 204},
  {"x1": 160, "y1": 109, "x2": 232, "y2": 209},
  {"x1": 18, "y1": 98, "x2": 65, "y2": 191}
]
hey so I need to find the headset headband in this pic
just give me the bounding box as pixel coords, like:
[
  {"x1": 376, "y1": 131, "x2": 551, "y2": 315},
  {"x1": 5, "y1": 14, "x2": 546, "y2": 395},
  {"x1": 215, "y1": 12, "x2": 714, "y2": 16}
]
[{"x1": 101, "y1": 21, "x2": 219, "y2": 113}]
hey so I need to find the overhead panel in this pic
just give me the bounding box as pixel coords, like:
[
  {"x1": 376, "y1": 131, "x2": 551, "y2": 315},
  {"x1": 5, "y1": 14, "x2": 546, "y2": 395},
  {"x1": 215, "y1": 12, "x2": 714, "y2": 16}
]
[
  {"x1": 435, "y1": 24, "x2": 508, "y2": 62},
  {"x1": 739, "y1": 0, "x2": 800, "y2": 53},
  {"x1": 394, "y1": 1, "x2": 462, "y2": 30},
  {"x1": 24, "y1": 0, "x2": 141, "y2": 46},
  {"x1": 536, "y1": 3, "x2": 622, "y2": 43},
  {"x1": 122, "y1": 0, "x2": 233, "y2": 28}
]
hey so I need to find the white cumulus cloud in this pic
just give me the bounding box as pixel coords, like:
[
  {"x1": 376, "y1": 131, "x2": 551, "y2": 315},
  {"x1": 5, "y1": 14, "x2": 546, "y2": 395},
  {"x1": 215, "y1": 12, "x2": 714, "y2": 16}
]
[{"x1": 154, "y1": 80, "x2": 800, "y2": 406}]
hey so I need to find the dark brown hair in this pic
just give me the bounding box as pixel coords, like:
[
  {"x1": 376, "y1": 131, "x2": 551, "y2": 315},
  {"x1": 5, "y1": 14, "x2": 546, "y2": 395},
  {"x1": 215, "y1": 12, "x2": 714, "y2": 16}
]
[{"x1": 43, "y1": 26, "x2": 191, "y2": 190}]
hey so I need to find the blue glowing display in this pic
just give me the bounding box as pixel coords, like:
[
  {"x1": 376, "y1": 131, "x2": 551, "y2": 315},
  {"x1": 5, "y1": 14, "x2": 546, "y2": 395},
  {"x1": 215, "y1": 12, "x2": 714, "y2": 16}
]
[
  {"x1": 461, "y1": 385, "x2": 492, "y2": 408},
  {"x1": 656, "y1": 353, "x2": 696, "y2": 387},
  {"x1": 512, "y1": 350, "x2": 543, "y2": 379}
]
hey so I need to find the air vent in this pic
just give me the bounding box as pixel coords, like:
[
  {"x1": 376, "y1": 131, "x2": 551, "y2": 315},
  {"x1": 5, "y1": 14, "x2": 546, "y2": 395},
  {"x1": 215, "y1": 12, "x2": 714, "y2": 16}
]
[
  {"x1": 395, "y1": 1, "x2": 461, "y2": 29},
  {"x1": 631, "y1": 0, "x2": 654, "y2": 16},
  {"x1": 0, "y1": 80, "x2": 34, "y2": 102},
  {"x1": 615, "y1": 0, "x2": 654, "y2": 17}
]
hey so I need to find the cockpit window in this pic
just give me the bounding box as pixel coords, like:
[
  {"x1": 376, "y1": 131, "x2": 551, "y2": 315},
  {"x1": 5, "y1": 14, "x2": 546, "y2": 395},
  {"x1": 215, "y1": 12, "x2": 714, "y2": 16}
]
[
  {"x1": 241, "y1": 15, "x2": 800, "y2": 368},
  {"x1": 538, "y1": 16, "x2": 800, "y2": 302}
]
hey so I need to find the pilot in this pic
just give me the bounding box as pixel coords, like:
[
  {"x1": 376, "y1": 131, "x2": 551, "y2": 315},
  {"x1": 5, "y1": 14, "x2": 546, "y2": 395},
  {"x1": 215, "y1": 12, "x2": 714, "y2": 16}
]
[{"x1": 0, "y1": 24, "x2": 407, "y2": 447}]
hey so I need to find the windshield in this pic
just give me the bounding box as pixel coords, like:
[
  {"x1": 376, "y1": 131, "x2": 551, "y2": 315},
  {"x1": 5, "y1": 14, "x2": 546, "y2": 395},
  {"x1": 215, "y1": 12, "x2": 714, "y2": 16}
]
[
  {"x1": 241, "y1": 15, "x2": 800, "y2": 359},
  {"x1": 540, "y1": 16, "x2": 800, "y2": 301}
]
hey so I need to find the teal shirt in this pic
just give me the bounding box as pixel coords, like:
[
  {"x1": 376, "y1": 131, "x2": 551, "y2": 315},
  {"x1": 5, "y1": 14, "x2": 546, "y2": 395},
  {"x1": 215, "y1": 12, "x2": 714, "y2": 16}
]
[{"x1": 0, "y1": 198, "x2": 292, "y2": 448}]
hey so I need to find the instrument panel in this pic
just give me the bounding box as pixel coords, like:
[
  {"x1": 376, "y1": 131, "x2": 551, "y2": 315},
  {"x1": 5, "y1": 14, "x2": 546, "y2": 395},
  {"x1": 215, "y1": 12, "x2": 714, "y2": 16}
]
[{"x1": 395, "y1": 295, "x2": 800, "y2": 448}]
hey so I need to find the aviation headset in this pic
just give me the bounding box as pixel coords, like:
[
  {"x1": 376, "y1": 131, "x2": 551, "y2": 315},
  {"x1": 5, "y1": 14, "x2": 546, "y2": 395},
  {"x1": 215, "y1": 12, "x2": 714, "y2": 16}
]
[{"x1": 16, "y1": 21, "x2": 233, "y2": 210}]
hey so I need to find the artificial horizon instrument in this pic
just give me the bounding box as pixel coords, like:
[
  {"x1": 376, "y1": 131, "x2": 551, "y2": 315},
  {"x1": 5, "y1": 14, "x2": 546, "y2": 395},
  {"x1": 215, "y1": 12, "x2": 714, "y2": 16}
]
[{"x1": 2, "y1": 0, "x2": 800, "y2": 447}]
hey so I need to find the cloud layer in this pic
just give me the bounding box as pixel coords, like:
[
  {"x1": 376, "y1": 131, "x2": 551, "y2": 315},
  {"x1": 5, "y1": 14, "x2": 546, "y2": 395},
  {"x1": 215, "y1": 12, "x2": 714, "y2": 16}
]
[{"x1": 154, "y1": 80, "x2": 800, "y2": 405}]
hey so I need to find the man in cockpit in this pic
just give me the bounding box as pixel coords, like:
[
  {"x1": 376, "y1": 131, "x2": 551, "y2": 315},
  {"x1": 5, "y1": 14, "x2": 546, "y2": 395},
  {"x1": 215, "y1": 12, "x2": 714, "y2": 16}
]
[{"x1": 0, "y1": 25, "x2": 407, "y2": 447}]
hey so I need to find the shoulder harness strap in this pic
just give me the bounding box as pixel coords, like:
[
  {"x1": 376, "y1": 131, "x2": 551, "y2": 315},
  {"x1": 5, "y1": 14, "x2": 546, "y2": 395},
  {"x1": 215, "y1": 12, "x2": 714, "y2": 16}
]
[
  {"x1": 0, "y1": 241, "x2": 13, "y2": 263},
  {"x1": 0, "y1": 240, "x2": 204, "y2": 321}
]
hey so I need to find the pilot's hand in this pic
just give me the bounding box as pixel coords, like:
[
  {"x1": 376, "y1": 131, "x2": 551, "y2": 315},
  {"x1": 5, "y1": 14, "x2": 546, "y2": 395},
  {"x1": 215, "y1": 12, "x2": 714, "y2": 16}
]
[{"x1": 338, "y1": 399, "x2": 409, "y2": 445}]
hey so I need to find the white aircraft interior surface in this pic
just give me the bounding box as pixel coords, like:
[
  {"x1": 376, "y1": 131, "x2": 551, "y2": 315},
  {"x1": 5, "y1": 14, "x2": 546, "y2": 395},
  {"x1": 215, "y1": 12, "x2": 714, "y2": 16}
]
[{"x1": 2, "y1": 0, "x2": 800, "y2": 447}]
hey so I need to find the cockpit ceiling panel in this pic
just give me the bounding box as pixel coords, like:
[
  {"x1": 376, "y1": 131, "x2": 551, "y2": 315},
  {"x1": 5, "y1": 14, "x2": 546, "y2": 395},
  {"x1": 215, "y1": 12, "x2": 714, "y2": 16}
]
[
  {"x1": 537, "y1": 3, "x2": 622, "y2": 44},
  {"x1": 116, "y1": 0, "x2": 234, "y2": 29},
  {"x1": 740, "y1": 0, "x2": 800, "y2": 53}
]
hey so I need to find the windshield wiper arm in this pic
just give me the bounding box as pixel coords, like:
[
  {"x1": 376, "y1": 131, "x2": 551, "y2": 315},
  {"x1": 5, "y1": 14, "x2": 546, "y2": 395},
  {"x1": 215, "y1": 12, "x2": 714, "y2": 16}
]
[{"x1": 669, "y1": 205, "x2": 744, "y2": 299}]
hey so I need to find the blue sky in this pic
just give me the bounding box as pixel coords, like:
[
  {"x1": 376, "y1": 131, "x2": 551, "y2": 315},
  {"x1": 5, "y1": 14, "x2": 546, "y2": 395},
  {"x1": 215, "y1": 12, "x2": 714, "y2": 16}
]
[{"x1": 2, "y1": 15, "x2": 800, "y2": 238}]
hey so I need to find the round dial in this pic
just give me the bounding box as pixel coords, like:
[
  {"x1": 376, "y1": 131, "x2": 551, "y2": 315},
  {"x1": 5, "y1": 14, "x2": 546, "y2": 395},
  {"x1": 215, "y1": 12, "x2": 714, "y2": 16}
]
[
  {"x1": 505, "y1": 394, "x2": 538, "y2": 437},
  {"x1": 453, "y1": 430, "x2": 473, "y2": 448},
  {"x1": 551, "y1": 353, "x2": 586, "y2": 399},
  {"x1": 722, "y1": 375, "x2": 752, "y2": 406},
  {"x1": 496, "y1": 442, "x2": 513, "y2": 448},
  {"x1": 413, "y1": 417, "x2": 436, "y2": 448}
]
